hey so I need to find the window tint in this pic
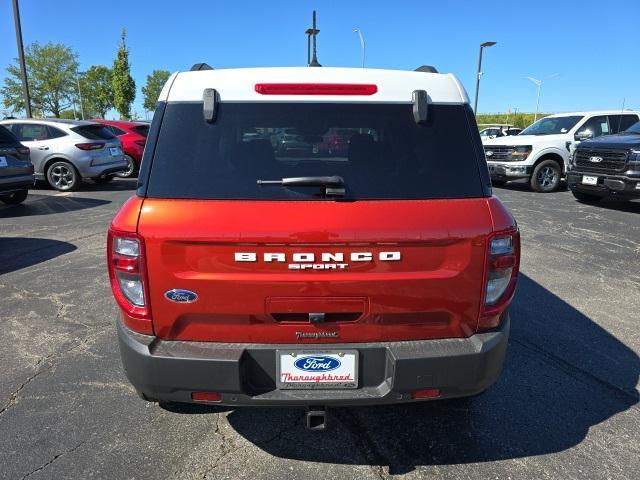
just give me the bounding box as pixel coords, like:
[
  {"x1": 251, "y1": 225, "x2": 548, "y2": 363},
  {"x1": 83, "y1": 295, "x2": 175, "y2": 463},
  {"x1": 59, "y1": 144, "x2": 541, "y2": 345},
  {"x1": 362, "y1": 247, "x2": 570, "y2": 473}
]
[
  {"x1": 521, "y1": 116, "x2": 582, "y2": 135},
  {"x1": 608, "y1": 115, "x2": 638, "y2": 134},
  {"x1": 13, "y1": 123, "x2": 50, "y2": 141},
  {"x1": 108, "y1": 125, "x2": 127, "y2": 136},
  {"x1": 71, "y1": 124, "x2": 116, "y2": 140},
  {"x1": 623, "y1": 121, "x2": 640, "y2": 134},
  {"x1": 0, "y1": 125, "x2": 19, "y2": 145},
  {"x1": 47, "y1": 126, "x2": 67, "y2": 139},
  {"x1": 147, "y1": 102, "x2": 484, "y2": 200},
  {"x1": 132, "y1": 125, "x2": 149, "y2": 137},
  {"x1": 576, "y1": 116, "x2": 609, "y2": 138}
]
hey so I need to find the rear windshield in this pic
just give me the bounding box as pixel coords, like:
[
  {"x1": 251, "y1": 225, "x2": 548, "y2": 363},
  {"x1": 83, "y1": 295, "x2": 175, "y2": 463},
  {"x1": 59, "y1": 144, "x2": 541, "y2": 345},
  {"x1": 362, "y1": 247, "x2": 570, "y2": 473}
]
[
  {"x1": 0, "y1": 125, "x2": 18, "y2": 145},
  {"x1": 147, "y1": 102, "x2": 484, "y2": 200},
  {"x1": 71, "y1": 124, "x2": 116, "y2": 140},
  {"x1": 132, "y1": 125, "x2": 149, "y2": 137}
]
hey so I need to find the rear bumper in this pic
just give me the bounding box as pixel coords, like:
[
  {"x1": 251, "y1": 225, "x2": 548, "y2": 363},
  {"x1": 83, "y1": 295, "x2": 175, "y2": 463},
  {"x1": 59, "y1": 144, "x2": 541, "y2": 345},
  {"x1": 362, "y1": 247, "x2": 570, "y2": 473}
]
[
  {"x1": 0, "y1": 174, "x2": 35, "y2": 193},
  {"x1": 117, "y1": 315, "x2": 510, "y2": 406},
  {"x1": 567, "y1": 171, "x2": 640, "y2": 198},
  {"x1": 77, "y1": 159, "x2": 128, "y2": 179}
]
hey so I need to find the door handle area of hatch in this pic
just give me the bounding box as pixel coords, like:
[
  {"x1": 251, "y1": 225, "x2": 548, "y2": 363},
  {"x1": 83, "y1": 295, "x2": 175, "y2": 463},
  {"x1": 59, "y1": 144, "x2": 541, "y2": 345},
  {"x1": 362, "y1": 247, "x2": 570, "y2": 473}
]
[{"x1": 37, "y1": 146, "x2": 49, "y2": 150}]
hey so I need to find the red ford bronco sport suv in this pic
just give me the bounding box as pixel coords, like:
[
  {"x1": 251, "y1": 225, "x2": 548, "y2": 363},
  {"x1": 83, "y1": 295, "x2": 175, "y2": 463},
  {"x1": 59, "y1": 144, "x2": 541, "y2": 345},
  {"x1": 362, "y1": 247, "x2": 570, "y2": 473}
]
[{"x1": 108, "y1": 64, "x2": 519, "y2": 428}]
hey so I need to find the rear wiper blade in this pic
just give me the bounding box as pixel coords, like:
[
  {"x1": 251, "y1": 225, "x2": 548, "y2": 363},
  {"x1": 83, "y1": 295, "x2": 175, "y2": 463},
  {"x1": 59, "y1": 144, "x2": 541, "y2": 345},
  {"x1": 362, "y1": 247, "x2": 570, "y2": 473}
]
[{"x1": 257, "y1": 176, "x2": 345, "y2": 196}]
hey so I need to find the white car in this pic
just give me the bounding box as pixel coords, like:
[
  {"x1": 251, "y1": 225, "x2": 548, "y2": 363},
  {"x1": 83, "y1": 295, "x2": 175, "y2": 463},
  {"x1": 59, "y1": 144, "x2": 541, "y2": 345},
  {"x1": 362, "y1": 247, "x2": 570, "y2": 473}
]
[{"x1": 483, "y1": 111, "x2": 640, "y2": 192}]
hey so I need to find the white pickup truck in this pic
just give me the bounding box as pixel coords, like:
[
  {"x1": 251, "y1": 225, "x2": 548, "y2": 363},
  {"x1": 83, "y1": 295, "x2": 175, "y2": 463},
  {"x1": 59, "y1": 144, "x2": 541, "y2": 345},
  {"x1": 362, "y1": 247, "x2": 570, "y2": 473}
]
[{"x1": 483, "y1": 111, "x2": 640, "y2": 192}]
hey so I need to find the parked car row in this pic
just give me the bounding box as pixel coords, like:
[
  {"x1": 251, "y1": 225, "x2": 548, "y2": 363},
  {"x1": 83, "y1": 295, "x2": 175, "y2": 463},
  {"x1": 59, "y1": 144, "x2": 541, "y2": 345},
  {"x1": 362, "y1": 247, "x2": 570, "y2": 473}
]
[
  {"x1": 483, "y1": 110, "x2": 640, "y2": 196},
  {"x1": 0, "y1": 118, "x2": 148, "y2": 203}
]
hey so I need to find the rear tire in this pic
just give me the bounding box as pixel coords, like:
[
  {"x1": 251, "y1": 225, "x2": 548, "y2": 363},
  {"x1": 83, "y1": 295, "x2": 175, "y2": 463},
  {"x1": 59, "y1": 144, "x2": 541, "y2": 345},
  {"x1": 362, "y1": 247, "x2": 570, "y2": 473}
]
[
  {"x1": 114, "y1": 155, "x2": 137, "y2": 178},
  {"x1": 1, "y1": 188, "x2": 28, "y2": 205},
  {"x1": 571, "y1": 190, "x2": 603, "y2": 203},
  {"x1": 46, "y1": 161, "x2": 80, "y2": 191},
  {"x1": 530, "y1": 159, "x2": 562, "y2": 192}
]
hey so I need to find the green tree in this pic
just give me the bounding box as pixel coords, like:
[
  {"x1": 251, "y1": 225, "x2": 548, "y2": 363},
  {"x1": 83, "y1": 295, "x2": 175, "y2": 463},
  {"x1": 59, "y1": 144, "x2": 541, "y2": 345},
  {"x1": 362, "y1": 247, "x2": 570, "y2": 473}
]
[
  {"x1": 112, "y1": 29, "x2": 136, "y2": 119},
  {"x1": 1, "y1": 42, "x2": 79, "y2": 117},
  {"x1": 142, "y1": 70, "x2": 170, "y2": 111},
  {"x1": 80, "y1": 65, "x2": 114, "y2": 118}
]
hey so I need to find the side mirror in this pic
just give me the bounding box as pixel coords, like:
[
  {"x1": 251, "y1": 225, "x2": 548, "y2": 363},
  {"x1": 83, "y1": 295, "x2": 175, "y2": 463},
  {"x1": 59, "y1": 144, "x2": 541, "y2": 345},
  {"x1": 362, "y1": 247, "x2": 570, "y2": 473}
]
[{"x1": 575, "y1": 130, "x2": 593, "y2": 141}]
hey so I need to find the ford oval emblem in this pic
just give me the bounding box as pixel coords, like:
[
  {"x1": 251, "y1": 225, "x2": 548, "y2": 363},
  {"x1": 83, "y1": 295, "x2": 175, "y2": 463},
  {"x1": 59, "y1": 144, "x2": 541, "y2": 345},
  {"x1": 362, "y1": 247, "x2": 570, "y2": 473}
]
[
  {"x1": 164, "y1": 289, "x2": 198, "y2": 303},
  {"x1": 294, "y1": 355, "x2": 341, "y2": 372}
]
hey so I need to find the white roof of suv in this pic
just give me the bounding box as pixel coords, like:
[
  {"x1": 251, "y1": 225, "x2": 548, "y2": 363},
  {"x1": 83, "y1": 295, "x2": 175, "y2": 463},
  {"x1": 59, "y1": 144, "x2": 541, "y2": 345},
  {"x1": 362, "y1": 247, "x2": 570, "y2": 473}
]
[{"x1": 160, "y1": 67, "x2": 470, "y2": 105}]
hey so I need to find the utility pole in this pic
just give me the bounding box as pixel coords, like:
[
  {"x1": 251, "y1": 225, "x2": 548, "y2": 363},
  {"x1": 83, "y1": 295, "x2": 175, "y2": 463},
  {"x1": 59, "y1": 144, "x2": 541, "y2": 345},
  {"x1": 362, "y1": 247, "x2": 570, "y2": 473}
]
[
  {"x1": 76, "y1": 71, "x2": 85, "y2": 120},
  {"x1": 473, "y1": 41, "x2": 496, "y2": 114},
  {"x1": 12, "y1": 0, "x2": 32, "y2": 118},
  {"x1": 305, "y1": 11, "x2": 321, "y2": 67},
  {"x1": 353, "y1": 29, "x2": 365, "y2": 68}
]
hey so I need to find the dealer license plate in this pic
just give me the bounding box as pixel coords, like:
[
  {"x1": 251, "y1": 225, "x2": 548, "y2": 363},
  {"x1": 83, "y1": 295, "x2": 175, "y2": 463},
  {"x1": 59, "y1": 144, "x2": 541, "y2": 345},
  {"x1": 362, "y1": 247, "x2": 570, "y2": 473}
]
[
  {"x1": 277, "y1": 350, "x2": 358, "y2": 389},
  {"x1": 582, "y1": 175, "x2": 598, "y2": 185}
]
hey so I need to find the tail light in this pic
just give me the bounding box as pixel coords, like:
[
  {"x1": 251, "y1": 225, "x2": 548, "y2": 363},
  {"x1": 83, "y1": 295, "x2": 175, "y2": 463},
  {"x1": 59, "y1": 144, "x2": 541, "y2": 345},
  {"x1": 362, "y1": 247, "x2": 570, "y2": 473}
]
[
  {"x1": 107, "y1": 228, "x2": 153, "y2": 334},
  {"x1": 17, "y1": 146, "x2": 30, "y2": 155},
  {"x1": 134, "y1": 140, "x2": 146, "y2": 147},
  {"x1": 75, "y1": 142, "x2": 105, "y2": 151},
  {"x1": 478, "y1": 228, "x2": 520, "y2": 331}
]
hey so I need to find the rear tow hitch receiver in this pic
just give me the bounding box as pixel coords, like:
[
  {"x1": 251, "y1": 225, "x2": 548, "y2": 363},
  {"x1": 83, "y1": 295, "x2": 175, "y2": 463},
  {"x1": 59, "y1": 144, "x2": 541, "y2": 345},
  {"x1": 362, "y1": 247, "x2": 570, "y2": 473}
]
[{"x1": 306, "y1": 406, "x2": 327, "y2": 431}]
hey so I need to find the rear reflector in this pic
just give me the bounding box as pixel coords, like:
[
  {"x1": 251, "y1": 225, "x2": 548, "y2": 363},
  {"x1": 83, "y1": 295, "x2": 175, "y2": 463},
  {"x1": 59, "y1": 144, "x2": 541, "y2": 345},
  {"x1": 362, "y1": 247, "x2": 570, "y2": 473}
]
[
  {"x1": 411, "y1": 388, "x2": 441, "y2": 399},
  {"x1": 255, "y1": 83, "x2": 378, "y2": 96},
  {"x1": 191, "y1": 391, "x2": 222, "y2": 402}
]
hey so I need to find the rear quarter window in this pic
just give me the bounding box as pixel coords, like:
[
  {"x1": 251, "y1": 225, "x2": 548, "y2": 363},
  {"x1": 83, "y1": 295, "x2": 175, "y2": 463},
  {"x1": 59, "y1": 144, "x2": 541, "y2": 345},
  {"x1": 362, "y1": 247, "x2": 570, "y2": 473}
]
[
  {"x1": 146, "y1": 102, "x2": 486, "y2": 200},
  {"x1": 72, "y1": 125, "x2": 116, "y2": 140}
]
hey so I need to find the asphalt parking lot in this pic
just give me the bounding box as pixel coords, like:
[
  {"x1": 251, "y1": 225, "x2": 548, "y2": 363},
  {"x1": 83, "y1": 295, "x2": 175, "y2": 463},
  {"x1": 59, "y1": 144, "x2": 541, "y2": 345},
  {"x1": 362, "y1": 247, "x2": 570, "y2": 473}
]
[{"x1": 1, "y1": 179, "x2": 638, "y2": 480}]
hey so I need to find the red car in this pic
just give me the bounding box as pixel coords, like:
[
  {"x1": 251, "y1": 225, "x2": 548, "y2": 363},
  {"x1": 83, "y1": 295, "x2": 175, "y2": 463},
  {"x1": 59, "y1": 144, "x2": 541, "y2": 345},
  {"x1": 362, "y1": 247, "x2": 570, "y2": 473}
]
[
  {"x1": 92, "y1": 120, "x2": 149, "y2": 178},
  {"x1": 108, "y1": 67, "x2": 519, "y2": 430}
]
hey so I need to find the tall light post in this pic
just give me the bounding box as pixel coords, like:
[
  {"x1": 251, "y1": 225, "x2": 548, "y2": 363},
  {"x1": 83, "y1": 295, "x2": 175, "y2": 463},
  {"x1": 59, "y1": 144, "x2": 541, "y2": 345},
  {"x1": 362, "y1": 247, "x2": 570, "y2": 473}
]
[
  {"x1": 473, "y1": 41, "x2": 497, "y2": 114},
  {"x1": 305, "y1": 11, "x2": 321, "y2": 67},
  {"x1": 526, "y1": 73, "x2": 559, "y2": 122},
  {"x1": 76, "y1": 71, "x2": 85, "y2": 120},
  {"x1": 12, "y1": 0, "x2": 32, "y2": 118},
  {"x1": 353, "y1": 29, "x2": 365, "y2": 68}
]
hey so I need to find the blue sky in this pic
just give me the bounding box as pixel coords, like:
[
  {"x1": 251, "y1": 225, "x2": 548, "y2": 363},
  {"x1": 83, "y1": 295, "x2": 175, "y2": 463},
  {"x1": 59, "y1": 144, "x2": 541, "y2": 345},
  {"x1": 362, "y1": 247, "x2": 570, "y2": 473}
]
[{"x1": 1, "y1": 0, "x2": 639, "y2": 118}]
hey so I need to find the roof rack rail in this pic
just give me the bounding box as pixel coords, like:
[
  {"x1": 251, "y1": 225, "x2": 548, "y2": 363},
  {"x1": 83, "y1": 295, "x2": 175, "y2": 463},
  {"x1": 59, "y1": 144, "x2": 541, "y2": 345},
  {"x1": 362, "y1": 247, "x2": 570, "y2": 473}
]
[
  {"x1": 191, "y1": 63, "x2": 213, "y2": 71},
  {"x1": 414, "y1": 65, "x2": 438, "y2": 73}
]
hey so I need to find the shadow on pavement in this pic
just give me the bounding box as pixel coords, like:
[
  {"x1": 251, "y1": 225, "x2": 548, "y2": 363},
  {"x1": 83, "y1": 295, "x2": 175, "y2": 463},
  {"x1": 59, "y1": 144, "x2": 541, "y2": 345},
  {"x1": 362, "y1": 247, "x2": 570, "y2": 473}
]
[
  {"x1": 218, "y1": 273, "x2": 638, "y2": 473},
  {"x1": 493, "y1": 180, "x2": 568, "y2": 192},
  {"x1": 80, "y1": 178, "x2": 138, "y2": 192},
  {"x1": 0, "y1": 237, "x2": 77, "y2": 275},
  {"x1": 0, "y1": 195, "x2": 110, "y2": 218}
]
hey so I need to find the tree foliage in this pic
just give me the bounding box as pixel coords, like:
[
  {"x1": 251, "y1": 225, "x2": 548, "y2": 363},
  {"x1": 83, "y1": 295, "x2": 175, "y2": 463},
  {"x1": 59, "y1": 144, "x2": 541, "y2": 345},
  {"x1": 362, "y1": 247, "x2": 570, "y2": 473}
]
[
  {"x1": 1, "y1": 42, "x2": 79, "y2": 117},
  {"x1": 142, "y1": 70, "x2": 170, "y2": 111},
  {"x1": 80, "y1": 65, "x2": 114, "y2": 118},
  {"x1": 112, "y1": 29, "x2": 136, "y2": 119}
]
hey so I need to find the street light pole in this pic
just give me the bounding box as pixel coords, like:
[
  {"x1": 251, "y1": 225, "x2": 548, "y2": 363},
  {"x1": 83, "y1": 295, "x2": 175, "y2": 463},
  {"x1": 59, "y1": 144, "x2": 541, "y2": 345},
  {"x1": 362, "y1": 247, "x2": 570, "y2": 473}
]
[
  {"x1": 473, "y1": 41, "x2": 496, "y2": 114},
  {"x1": 12, "y1": 0, "x2": 32, "y2": 118},
  {"x1": 76, "y1": 72, "x2": 85, "y2": 120},
  {"x1": 526, "y1": 74, "x2": 558, "y2": 122},
  {"x1": 353, "y1": 29, "x2": 365, "y2": 68}
]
